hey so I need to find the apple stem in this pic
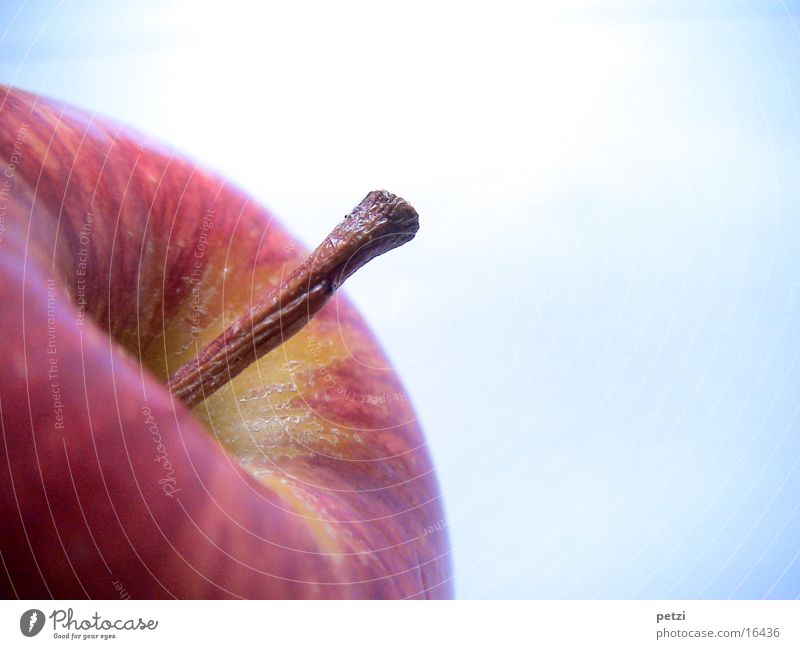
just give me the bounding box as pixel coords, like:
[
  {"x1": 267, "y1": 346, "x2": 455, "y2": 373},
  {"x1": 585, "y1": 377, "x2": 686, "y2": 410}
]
[{"x1": 167, "y1": 190, "x2": 419, "y2": 409}]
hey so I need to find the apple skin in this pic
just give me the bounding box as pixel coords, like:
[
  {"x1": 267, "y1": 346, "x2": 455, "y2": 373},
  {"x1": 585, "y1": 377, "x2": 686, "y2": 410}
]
[{"x1": 0, "y1": 85, "x2": 452, "y2": 598}]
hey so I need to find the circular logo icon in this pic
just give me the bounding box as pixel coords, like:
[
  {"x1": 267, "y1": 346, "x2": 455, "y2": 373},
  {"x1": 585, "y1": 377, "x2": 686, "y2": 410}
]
[{"x1": 20, "y1": 609, "x2": 45, "y2": 637}]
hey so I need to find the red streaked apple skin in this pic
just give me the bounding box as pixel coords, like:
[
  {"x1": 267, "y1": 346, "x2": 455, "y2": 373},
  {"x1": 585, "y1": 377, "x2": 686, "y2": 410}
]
[{"x1": 0, "y1": 86, "x2": 452, "y2": 598}]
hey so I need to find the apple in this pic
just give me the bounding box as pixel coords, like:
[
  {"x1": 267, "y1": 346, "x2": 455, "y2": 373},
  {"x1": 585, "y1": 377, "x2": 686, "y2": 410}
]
[{"x1": 0, "y1": 85, "x2": 452, "y2": 598}]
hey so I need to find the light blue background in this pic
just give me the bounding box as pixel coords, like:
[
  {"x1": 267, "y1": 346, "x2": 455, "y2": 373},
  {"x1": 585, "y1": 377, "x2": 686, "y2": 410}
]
[{"x1": 2, "y1": 0, "x2": 799, "y2": 598}]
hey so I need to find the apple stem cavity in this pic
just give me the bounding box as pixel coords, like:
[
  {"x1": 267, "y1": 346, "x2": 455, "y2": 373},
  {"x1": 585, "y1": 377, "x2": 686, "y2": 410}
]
[{"x1": 167, "y1": 190, "x2": 419, "y2": 409}]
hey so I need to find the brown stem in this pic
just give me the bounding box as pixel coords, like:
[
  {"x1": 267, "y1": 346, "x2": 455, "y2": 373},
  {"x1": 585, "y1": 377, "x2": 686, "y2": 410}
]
[{"x1": 167, "y1": 190, "x2": 419, "y2": 409}]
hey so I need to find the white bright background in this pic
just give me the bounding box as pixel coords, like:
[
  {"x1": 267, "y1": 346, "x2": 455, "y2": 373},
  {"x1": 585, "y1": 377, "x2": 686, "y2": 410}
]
[{"x1": 2, "y1": 0, "x2": 800, "y2": 598}]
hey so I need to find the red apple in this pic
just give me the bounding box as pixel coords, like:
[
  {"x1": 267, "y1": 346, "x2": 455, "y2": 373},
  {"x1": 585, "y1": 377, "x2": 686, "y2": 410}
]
[{"x1": 0, "y1": 85, "x2": 452, "y2": 598}]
